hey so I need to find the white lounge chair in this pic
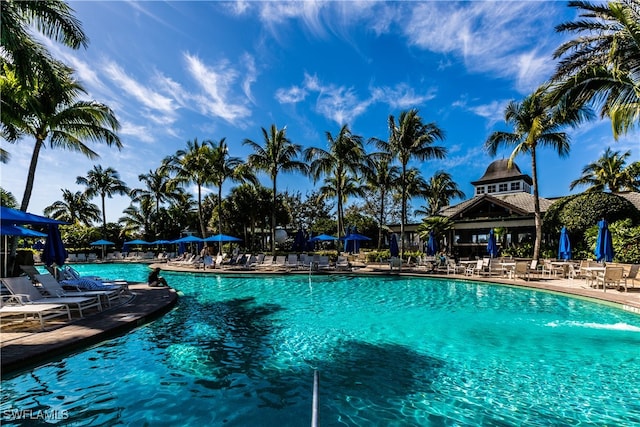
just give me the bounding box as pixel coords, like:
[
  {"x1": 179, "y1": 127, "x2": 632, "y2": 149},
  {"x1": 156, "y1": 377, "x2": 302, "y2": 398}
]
[
  {"x1": 336, "y1": 256, "x2": 350, "y2": 270},
  {"x1": 35, "y1": 273, "x2": 122, "y2": 308},
  {"x1": 0, "y1": 295, "x2": 71, "y2": 330},
  {"x1": 285, "y1": 254, "x2": 298, "y2": 269},
  {"x1": 2, "y1": 276, "x2": 102, "y2": 318}
]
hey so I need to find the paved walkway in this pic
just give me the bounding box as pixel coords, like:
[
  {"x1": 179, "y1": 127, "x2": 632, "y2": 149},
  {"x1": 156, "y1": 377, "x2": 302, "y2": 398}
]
[
  {"x1": 2, "y1": 263, "x2": 638, "y2": 376},
  {"x1": 1, "y1": 283, "x2": 178, "y2": 376}
]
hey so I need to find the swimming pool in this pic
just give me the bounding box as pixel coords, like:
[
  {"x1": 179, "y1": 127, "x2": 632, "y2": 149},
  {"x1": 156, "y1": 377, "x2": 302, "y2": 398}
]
[{"x1": 2, "y1": 264, "x2": 640, "y2": 426}]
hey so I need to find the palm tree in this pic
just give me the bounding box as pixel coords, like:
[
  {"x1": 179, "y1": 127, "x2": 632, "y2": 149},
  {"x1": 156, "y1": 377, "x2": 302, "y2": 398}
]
[
  {"x1": 550, "y1": 0, "x2": 640, "y2": 139},
  {"x1": 485, "y1": 85, "x2": 592, "y2": 260},
  {"x1": 363, "y1": 153, "x2": 400, "y2": 249},
  {"x1": 375, "y1": 109, "x2": 446, "y2": 257},
  {"x1": 119, "y1": 197, "x2": 155, "y2": 240},
  {"x1": 3, "y1": 65, "x2": 121, "y2": 212},
  {"x1": 162, "y1": 139, "x2": 216, "y2": 237},
  {"x1": 76, "y1": 165, "x2": 130, "y2": 237},
  {"x1": 416, "y1": 171, "x2": 465, "y2": 217},
  {"x1": 44, "y1": 189, "x2": 100, "y2": 226},
  {"x1": 304, "y1": 124, "x2": 369, "y2": 238},
  {"x1": 209, "y1": 138, "x2": 257, "y2": 234},
  {"x1": 1, "y1": 0, "x2": 88, "y2": 90},
  {"x1": 570, "y1": 147, "x2": 640, "y2": 192},
  {"x1": 244, "y1": 125, "x2": 308, "y2": 253}
]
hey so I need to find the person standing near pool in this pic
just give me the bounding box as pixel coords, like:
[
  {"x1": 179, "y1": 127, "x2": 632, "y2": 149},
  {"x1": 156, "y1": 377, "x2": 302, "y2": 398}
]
[{"x1": 148, "y1": 267, "x2": 168, "y2": 287}]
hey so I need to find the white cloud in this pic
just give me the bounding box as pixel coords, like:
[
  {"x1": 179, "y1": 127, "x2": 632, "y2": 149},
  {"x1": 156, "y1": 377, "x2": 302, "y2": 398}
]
[
  {"x1": 402, "y1": 2, "x2": 561, "y2": 94},
  {"x1": 275, "y1": 86, "x2": 308, "y2": 104},
  {"x1": 468, "y1": 100, "x2": 511, "y2": 128},
  {"x1": 102, "y1": 61, "x2": 178, "y2": 124},
  {"x1": 183, "y1": 53, "x2": 252, "y2": 123},
  {"x1": 371, "y1": 83, "x2": 437, "y2": 109}
]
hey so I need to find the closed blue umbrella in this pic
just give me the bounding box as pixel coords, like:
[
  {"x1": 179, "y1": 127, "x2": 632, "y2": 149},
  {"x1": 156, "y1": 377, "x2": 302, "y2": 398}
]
[
  {"x1": 42, "y1": 224, "x2": 67, "y2": 267},
  {"x1": 389, "y1": 233, "x2": 399, "y2": 258},
  {"x1": 426, "y1": 231, "x2": 438, "y2": 256},
  {"x1": 595, "y1": 219, "x2": 614, "y2": 262},
  {"x1": 558, "y1": 226, "x2": 572, "y2": 260},
  {"x1": 291, "y1": 229, "x2": 306, "y2": 251},
  {"x1": 487, "y1": 229, "x2": 498, "y2": 258},
  {"x1": 343, "y1": 225, "x2": 353, "y2": 253}
]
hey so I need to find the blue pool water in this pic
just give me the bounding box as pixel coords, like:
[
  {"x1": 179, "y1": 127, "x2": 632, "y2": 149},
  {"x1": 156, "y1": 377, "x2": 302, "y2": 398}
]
[{"x1": 2, "y1": 263, "x2": 640, "y2": 426}]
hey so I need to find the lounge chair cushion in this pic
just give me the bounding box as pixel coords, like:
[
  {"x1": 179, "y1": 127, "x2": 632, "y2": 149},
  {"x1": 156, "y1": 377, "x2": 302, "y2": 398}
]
[{"x1": 60, "y1": 278, "x2": 119, "y2": 291}]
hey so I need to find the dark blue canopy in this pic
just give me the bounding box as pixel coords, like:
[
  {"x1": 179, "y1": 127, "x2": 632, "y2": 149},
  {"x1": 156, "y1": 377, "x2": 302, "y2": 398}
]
[
  {"x1": 0, "y1": 224, "x2": 47, "y2": 237},
  {"x1": 558, "y1": 226, "x2": 572, "y2": 260},
  {"x1": 487, "y1": 229, "x2": 498, "y2": 258},
  {"x1": 426, "y1": 231, "x2": 438, "y2": 256},
  {"x1": 203, "y1": 234, "x2": 242, "y2": 242},
  {"x1": 389, "y1": 233, "x2": 399, "y2": 258},
  {"x1": 595, "y1": 219, "x2": 614, "y2": 262},
  {"x1": 42, "y1": 224, "x2": 67, "y2": 266},
  {"x1": 0, "y1": 206, "x2": 66, "y2": 225}
]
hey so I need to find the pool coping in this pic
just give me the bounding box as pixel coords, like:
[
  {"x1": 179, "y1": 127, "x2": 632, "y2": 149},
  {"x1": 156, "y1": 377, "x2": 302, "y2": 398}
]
[{"x1": 0, "y1": 283, "x2": 178, "y2": 377}]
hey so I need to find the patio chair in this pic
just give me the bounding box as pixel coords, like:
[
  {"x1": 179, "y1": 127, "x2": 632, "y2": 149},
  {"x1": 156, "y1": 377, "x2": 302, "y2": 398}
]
[
  {"x1": 274, "y1": 256, "x2": 287, "y2": 269},
  {"x1": 35, "y1": 273, "x2": 122, "y2": 308},
  {"x1": 623, "y1": 264, "x2": 639, "y2": 292},
  {"x1": 284, "y1": 254, "x2": 299, "y2": 269},
  {"x1": 336, "y1": 256, "x2": 350, "y2": 271},
  {"x1": 317, "y1": 256, "x2": 332, "y2": 270},
  {"x1": 257, "y1": 255, "x2": 275, "y2": 269},
  {"x1": 2, "y1": 276, "x2": 102, "y2": 318},
  {"x1": 595, "y1": 266, "x2": 625, "y2": 292},
  {"x1": 0, "y1": 295, "x2": 71, "y2": 330}
]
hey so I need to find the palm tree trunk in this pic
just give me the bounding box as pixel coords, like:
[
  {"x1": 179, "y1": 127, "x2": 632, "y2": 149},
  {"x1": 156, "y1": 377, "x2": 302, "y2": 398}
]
[
  {"x1": 400, "y1": 164, "x2": 407, "y2": 259},
  {"x1": 271, "y1": 176, "x2": 277, "y2": 255},
  {"x1": 197, "y1": 184, "x2": 206, "y2": 238},
  {"x1": 378, "y1": 190, "x2": 385, "y2": 250},
  {"x1": 531, "y1": 149, "x2": 542, "y2": 260},
  {"x1": 20, "y1": 138, "x2": 44, "y2": 211},
  {"x1": 101, "y1": 194, "x2": 107, "y2": 239}
]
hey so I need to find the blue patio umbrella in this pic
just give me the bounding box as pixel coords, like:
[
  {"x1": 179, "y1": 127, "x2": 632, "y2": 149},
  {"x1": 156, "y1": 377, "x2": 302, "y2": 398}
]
[
  {"x1": 389, "y1": 233, "x2": 399, "y2": 258},
  {"x1": 595, "y1": 219, "x2": 614, "y2": 262},
  {"x1": 558, "y1": 226, "x2": 572, "y2": 260},
  {"x1": 1, "y1": 224, "x2": 48, "y2": 238},
  {"x1": 90, "y1": 239, "x2": 115, "y2": 246},
  {"x1": 291, "y1": 229, "x2": 306, "y2": 252},
  {"x1": 203, "y1": 234, "x2": 242, "y2": 242},
  {"x1": 150, "y1": 239, "x2": 172, "y2": 245},
  {"x1": 0, "y1": 206, "x2": 67, "y2": 225},
  {"x1": 172, "y1": 235, "x2": 203, "y2": 243},
  {"x1": 487, "y1": 229, "x2": 498, "y2": 258},
  {"x1": 124, "y1": 239, "x2": 151, "y2": 245},
  {"x1": 341, "y1": 232, "x2": 371, "y2": 254},
  {"x1": 90, "y1": 239, "x2": 115, "y2": 260},
  {"x1": 309, "y1": 234, "x2": 338, "y2": 242},
  {"x1": 426, "y1": 231, "x2": 438, "y2": 256},
  {"x1": 42, "y1": 224, "x2": 67, "y2": 267}
]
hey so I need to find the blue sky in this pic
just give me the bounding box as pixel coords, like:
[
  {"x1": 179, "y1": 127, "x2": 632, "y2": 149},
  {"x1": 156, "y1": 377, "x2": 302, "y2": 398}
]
[{"x1": 3, "y1": 0, "x2": 638, "y2": 223}]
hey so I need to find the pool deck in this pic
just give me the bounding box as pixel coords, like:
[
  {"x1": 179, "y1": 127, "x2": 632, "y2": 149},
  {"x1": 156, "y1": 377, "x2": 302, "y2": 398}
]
[
  {"x1": 1, "y1": 263, "x2": 638, "y2": 376},
  {"x1": 0, "y1": 283, "x2": 178, "y2": 376}
]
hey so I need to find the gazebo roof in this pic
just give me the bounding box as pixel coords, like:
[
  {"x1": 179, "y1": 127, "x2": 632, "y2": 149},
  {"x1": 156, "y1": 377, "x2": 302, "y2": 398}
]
[{"x1": 471, "y1": 159, "x2": 533, "y2": 186}]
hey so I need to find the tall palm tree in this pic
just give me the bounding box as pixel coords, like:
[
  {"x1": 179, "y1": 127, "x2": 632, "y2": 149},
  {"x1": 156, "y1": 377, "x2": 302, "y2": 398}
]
[
  {"x1": 1, "y1": 0, "x2": 88, "y2": 91},
  {"x1": 209, "y1": 138, "x2": 257, "y2": 234},
  {"x1": 375, "y1": 109, "x2": 446, "y2": 257},
  {"x1": 3, "y1": 65, "x2": 121, "y2": 212},
  {"x1": 416, "y1": 171, "x2": 466, "y2": 217},
  {"x1": 363, "y1": 153, "x2": 400, "y2": 249},
  {"x1": 162, "y1": 138, "x2": 215, "y2": 237},
  {"x1": 550, "y1": 0, "x2": 640, "y2": 139},
  {"x1": 119, "y1": 197, "x2": 155, "y2": 240},
  {"x1": 76, "y1": 165, "x2": 130, "y2": 237},
  {"x1": 570, "y1": 147, "x2": 640, "y2": 192},
  {"x1": 485, "y1": 85, "x2": 592, "y2": 260},
  {"x1": 304, "y1": 124, "x2": 368, "y2": 238},
  {"x1": 44, "y1": 189, "x2": 100, "y2": 226},
  {"x1": 244, "y1": 125, "x2": 307, "y2": 253}
]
